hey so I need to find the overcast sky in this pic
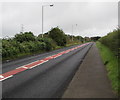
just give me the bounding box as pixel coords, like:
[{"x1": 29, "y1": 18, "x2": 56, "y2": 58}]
[{"x1": 1, "y1": 1, "x2": 118, "y2": 38}]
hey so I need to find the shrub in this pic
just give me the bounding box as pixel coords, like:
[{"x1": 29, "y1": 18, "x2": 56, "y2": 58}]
[
  {"x1": 49, "y1": 27, "x2": 67, "y2": 46},
  {"x1": 37, "y1": 37, "x2": 56, "y2": 51},
  {"x1": 14, "y1": 32, "x2": 35, "y2": 43},
  {"x1": 99, "y1": 29, "x2": 119, "y2": 56}
]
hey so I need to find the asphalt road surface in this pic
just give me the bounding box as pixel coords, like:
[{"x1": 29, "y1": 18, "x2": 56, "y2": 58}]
[{"x1": 2, "y1": 42, "x2": 93, "y2": 98}]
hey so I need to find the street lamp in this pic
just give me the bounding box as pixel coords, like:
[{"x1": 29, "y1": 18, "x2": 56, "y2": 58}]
[
  {"x1": 42, "y1": 4, "x2": 54, "y2": 38},
  {"x1": 72, "y1": 24, "x2": 77, "y2": 41},
  {"x1": 50, "y1": 4, "x2": 54, "y2": 7}
]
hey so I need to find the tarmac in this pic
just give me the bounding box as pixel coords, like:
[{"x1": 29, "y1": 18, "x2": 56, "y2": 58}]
[{"x1": 62, "y1": 43, "x2": 117, "y2": 98}]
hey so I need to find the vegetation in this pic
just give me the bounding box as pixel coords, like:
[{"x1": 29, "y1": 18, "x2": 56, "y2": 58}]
[
  {"x1": 2, "y1": 27, "x2": 84, "y2": 61},
  {"x1": 49, "y1": 27, "x2": 67, "y2": 46},
  {"x1": 96, "y1": 28, "x2": 119, "y2": 95},
  {"x1": 90, "y1": 36, "x2": 101, "y2": 42},
  {"x1": 14, "y1": 32, "x2": 36, "y2": 43},
  {"x1": 96, "y1": 42, "x2": 119, "y2": 94},
  {"x1": 99, "y1": 29, "x2": 119, "y2": 56}
]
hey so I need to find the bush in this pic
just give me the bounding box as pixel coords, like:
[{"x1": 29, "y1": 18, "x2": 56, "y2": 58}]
[
  {"x1": 49, "y1": 27, "x2": 67, "y2": 46},
  {"x1": 14, "y1": 32, "x2": 35, "y2": 43},
  {"x1": 37, "y1": 37, "x2": 56, "y2": 51},
  {"x1": 2, "y1": 28, "x2": 83, "y2": 61},
  {"x1": 35, "y1": 41, "x2": 46, "y2": 51},
  {"x1": 99, "y1": 29, "x2": 119, "y2": 56}
]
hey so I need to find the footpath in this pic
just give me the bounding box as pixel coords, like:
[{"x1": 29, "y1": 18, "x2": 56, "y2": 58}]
[{"x1": 62, "y1": 43, "x2": 117, "y2": 98}]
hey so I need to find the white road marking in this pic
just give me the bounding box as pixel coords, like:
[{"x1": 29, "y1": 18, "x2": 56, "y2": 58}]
[
  {"x1": 0, "y1": 75, "x2": 4, "y2": 78},
  {"x1": 28, "y1": 60, "x2": 49, "y2": 69},
  {"x1": 16, "y1": 66, "x2": 24, "y2": 69},
  {"x1": 0, "y1": 75, "x2": 13, "y2": 81},
  {"x1": 1, "y1": 43, "x2": 89, "y2": 81},
  {"x1": 22, "y1": 66, "x2": 28, "y2": 69}
]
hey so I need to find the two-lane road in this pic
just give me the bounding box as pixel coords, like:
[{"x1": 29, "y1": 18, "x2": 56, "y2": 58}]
[{"x1": 2, "y1": 42, "x2": 93, "y2": 98}]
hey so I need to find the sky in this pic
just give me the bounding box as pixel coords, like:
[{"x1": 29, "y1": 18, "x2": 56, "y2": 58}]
[{"x1": 1, "y1": 0, "x2": 118, "y2": 38}]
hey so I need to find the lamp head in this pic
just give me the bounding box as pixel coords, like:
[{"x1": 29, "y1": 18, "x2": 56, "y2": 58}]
[{"x1": 50, "y1": 4, "x2": 54, "y2": 7}]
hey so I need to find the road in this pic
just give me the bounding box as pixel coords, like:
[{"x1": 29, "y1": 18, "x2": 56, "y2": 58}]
[
  {"x1": 2, "y1": 42, "x2": 93, "y2": 98},
  {"x1": 62, "y1": 43, "x2": 116, "y2": 98}
]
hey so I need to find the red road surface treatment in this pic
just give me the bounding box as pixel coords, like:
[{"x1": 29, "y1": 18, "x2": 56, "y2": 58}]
[
  {"x1": 0, "y1": 43, "x2": 90, "y2": 81},
  {"x1": 0, "y1": 67, "x2": 27, "y2": 81},
  {"x1": 24, "y1": 60, "x2": 45, "y2": 69}
]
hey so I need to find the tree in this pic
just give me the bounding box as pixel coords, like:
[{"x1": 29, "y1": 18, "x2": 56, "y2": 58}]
[
  {"x1": 37, "y1": 37, "x2": 56, "y2": 51},
  {"x1": 49, "y1": 27, "x2": 67, "y2": 46},
  {"x1": 91, "y1": 36, "x2": 101, "y2": 41},
  {"x1": 76, "y1": 36, "x2": 84, "y2": 42}
]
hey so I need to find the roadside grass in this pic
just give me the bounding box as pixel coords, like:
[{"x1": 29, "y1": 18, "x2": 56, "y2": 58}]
[
  {"x1": 66, "y1": 42, "x2": 82, "y2": 47},
  {"x1": 96, "y1": 41, "x2": 119, "y2": 95}
]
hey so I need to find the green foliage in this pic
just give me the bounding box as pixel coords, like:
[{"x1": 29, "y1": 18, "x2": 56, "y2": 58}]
[
  {"x1": 96, "y1": 42, "x2": 119, "y2": 95},
  {"x1": 99, "y1": 29, "x2": 119, "y2": 56},
  {"x1": 14, "y1": 32, "x2": 35, "y2": 43},
  {"x1": 91, "y1": 36, "x2": 101, "y2": 41},
  {"x1": 2, "y1": 39, "x2": 20, "y2": 58},
  {"x1": 37, "y1": 37, "x2": 57, "y2": 51},
  {"x1": 49, "y1": 27, "x2": 67, "y2": 46},
  {"x1": 2, "y1": 27, "x2": 83, "y2": 61},
  {"x1": 2, "y1": 32, "x2": 58, "y2": 60},
  {"x1": 98, "y1": 29, "x2": 119, "y2": 95}
]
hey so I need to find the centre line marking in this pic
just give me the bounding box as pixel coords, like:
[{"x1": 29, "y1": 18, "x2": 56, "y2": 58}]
[
  {"x1": 0, "y1": 43, "x2": 90, "y2": 81},
  {"x1": 0, "y1": 75, "x2": 13, "y2": 81},
  {"x1": 0, "y1": 75, "x2": 4, "y2": 78}
]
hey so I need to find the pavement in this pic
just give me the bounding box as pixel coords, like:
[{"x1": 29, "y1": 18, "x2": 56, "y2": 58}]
[
  {"x1": 2, "y1": 42, "x2": 93, "y2": 98},
  {"x1": 62, "y1": 43, "x2": 117, "y2": 98}
]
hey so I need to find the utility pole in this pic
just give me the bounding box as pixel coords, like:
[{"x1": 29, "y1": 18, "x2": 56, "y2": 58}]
[
  {"x1": 21, "y1": 24, "x2": 24, "y2": 33},
  {"x1": 72, "y1": 24, "x2": 77, "y2": 41},
  {"x1": 42, "y1": 4, "x2": 54, "y2": 38},
  {"x1": 42, "y1": 6, "x2": 44, "y2": 38},
  {"x1": 72, "y1": 25, "x2": 73, "y2": 41}
]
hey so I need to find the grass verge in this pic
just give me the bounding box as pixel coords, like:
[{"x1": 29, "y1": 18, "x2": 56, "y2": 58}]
[{"x1": 96, "y1": 41, "x2": 119, "y2": 95}]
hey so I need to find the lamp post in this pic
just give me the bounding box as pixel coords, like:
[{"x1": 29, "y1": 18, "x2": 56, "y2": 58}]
[
  {"x1": 42, "y1": 4, "x2": 54, "y2": 38},
  {"x1": 72, "y1": 24, "x2": 77, "y2": 41}
]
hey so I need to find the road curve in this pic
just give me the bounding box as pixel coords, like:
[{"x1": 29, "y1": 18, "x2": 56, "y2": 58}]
[{"x1": 2, "y1": 42, "x2": 93, "y2": 98}]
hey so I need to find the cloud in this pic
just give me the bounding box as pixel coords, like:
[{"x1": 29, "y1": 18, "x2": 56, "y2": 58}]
[{"x1": 2, "y1": 2, "x2": 118, "y2": 38}]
